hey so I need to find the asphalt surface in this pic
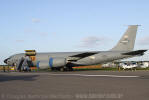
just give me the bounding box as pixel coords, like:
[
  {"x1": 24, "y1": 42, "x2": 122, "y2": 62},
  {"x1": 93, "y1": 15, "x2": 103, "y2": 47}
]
[{"x1": 0, "y1": 71, "x2": 149, "y2": 100}]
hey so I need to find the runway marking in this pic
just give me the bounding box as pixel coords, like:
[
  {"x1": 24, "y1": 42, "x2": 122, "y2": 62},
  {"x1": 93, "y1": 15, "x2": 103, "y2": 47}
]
[
  {"x1": 6, "y1": 72, "x2": 139, "y2": 78},
  {"x1": 49, "y1": 74, "x2": 139, "y2": 78}
]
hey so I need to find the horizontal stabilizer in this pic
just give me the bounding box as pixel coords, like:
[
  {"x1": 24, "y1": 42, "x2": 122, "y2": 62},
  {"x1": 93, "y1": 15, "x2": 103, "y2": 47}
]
[{"x1": 122, "y1": 50, "x2": 147, "y2": 56}]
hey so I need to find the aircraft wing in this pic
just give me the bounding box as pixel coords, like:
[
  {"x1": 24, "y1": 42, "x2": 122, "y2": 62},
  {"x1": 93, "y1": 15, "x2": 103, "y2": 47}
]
[
  {"x1": 122, "y1": 50, "x2": 147, "y2": 56},
  {"x1": 67, "y1": 52, "x2": 99, "y2": 61}
]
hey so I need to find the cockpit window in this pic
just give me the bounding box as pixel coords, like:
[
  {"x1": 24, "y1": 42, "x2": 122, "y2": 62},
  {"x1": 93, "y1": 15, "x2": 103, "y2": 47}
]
[{"x1": 9, "y1": 55, "x2": 15, "y2": 59}]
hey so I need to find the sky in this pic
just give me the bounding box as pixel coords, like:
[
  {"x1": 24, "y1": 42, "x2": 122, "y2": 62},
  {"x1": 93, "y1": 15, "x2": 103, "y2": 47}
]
[{"x1": 0, "y1": 0, "x2": 149, "y2": 64}]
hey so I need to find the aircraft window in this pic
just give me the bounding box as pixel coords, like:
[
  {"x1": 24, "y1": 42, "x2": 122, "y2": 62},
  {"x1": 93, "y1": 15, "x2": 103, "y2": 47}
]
[{"x1": 9, "y1": 56, "x2": 12, "y2": 59}]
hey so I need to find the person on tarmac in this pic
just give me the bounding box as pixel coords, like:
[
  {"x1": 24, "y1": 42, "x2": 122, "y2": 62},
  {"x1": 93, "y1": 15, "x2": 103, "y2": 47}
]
[{"x1": 22, "y1": 56, "x2": 31, "y2": 71}]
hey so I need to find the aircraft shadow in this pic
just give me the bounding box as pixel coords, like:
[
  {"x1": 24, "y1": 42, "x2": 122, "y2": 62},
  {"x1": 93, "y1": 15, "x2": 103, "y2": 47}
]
[{"x1": 0, "y1": 74, "x2": 38, "y2": 82}]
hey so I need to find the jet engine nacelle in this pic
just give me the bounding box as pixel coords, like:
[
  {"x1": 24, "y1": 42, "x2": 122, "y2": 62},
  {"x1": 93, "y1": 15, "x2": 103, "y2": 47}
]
[
  {"x1": 37, "y1": 60, "x2": 49, "y2": 69},
  {"x1": 36, "y1": 57, "x2": 67, "y2": 69}
]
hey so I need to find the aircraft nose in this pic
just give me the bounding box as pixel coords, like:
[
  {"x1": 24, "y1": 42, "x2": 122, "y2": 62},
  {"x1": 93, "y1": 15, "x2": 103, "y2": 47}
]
[{"x1": 4, "y1": 58, "x2": 8, "y2": 64}]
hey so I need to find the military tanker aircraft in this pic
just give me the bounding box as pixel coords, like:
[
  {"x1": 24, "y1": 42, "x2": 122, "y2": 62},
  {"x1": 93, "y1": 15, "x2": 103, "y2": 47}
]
[{"x1": 4, "y1": 25, "x2": 147, "y2": 71}]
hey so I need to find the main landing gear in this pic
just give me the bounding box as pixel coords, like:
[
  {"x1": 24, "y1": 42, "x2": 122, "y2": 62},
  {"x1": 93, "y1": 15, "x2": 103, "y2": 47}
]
[{"x1": 51, "y1": 66, "x2": 74, "y2": 72}]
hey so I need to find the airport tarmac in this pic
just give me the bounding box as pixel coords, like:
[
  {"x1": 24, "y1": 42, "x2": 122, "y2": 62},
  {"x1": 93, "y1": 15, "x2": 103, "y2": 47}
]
[{"x1": 0, "y1": 71, "x2": 149, "y2": 100}]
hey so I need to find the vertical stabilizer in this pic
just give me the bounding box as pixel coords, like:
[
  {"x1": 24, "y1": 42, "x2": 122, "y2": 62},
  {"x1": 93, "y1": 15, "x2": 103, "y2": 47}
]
[{"x1": 111, "y1": 25, "x2": 139, "y2": 51}]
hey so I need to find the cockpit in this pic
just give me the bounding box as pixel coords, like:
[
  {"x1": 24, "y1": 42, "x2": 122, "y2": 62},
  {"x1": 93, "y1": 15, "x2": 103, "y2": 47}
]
[{"x1": 4, "y1": 55, "x2": 14, "y2": 65}]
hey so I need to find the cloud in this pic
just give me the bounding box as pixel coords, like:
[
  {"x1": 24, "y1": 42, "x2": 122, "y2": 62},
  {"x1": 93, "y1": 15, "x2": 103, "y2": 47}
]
[
  {"x1": 138, "y1": 36, "x2": 149, "y2": 45},
  {"x1": 16, "y1": 40, "x2": 24, "y2": 43},
  {"x1": 39, "y1": 32, "x2": 49, "y2": 37},
  {"x1": 32, "y1": 18, "x2": 40, "y2": 23},
  {"x1": 80, "y1": 36, "x2": 106, "y2": 48}
]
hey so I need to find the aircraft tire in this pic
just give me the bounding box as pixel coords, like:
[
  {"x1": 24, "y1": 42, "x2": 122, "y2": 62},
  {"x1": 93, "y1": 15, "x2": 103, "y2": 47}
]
[
  {"x1": 67, "y1": 67, "x2": 73, "y2": 71},
  {"x1": 60, "y1": 67, "x2": 65, "y2": 72}
]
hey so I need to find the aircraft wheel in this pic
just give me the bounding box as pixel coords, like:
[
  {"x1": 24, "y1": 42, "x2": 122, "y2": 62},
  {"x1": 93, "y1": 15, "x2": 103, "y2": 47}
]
[
  {"x1": 60, "y1": 67, "x2": 65, "y2": 72},
  {"x1": 67, "y1": 67, "x2": 73, "y2": 71}
]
